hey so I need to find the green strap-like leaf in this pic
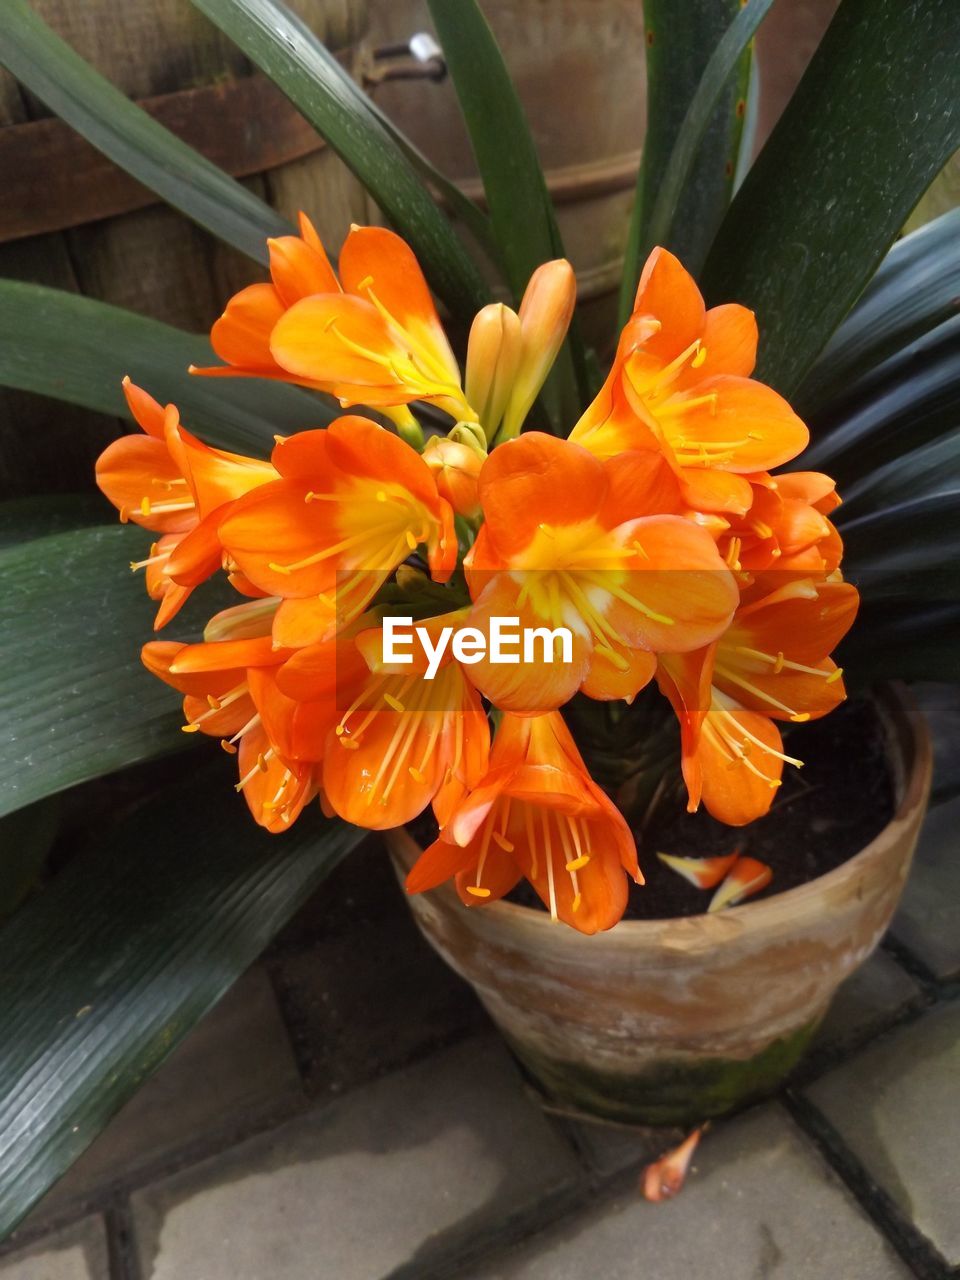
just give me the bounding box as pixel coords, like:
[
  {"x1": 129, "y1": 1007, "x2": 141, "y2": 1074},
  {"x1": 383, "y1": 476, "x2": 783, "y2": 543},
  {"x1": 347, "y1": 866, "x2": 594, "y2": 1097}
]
[
  {"x1": 0, "y1": 495, "x2": 107, "y2": 549},
  {"x1": 1, "y1": 0, "x2": 288, "y2": 265},
  {"x1": 701, "y1": 0, "x2": 960, "y2": 395},
  {"x1": 840, "y1": 431, "x2": 960, "y2": 520},
  {"x1": 802, "y1": 317, "x2": 960, "y2": 483},
  {"x1": 797, "y1": 209, "x2": 960, "y2": 417},
  {"x1": 619, "y1": 0, "x2": 766, "y2": 323},
  {"x1": 0, "y1": 280, "x2": 332, "y2": 454},
  {"x1": 189, "y1": 0, "x2": 489, "y2": 323},
  {"x1": 0, "y1": 765, "x2": 363, "y2": 1236},
  {"x1": 425, "y1": 0, "x2": 587, "y2": 421},
  {"x1": 0, "y1": 524, "x2": 213, "y2": 818}
]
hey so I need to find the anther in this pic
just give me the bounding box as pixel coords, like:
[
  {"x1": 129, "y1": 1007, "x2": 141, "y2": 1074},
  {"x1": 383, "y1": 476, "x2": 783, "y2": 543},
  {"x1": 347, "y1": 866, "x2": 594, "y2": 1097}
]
[
  {"x1": 466, "y1": 886, "x2": 491, "y2": 898},
  {"x1": 207, "y1": 694, "x2": 222, "y2": 710},
  {"x1": 268, "y1": 562, "x2": 293, "y2": 575},
  {"x1": 404, "y1": 530, "x2": 419, "y2": 551},
  {"x1": 790, "y1": 712, "x2": 812, "y2": 723},
  {"x1": 257, "y1": 753, "x2": 269, "y2": 772},
  {"x1": 572, "y1": 893, "x2": 582, "y2": 913},
  {"x1": 565, "y1": 855, "x2": 590, "y2": 872},
  {"x1": 220, "y1": 739, "x2": 238, "y2": 754},
  {"x1": 691, "y1": 345, "x2": 707, "y2": 369},
  {"x1": 773, "y1": 651, "x2": 786, "y2": 674},
  {"x1": 493, "y1": 832, "x2": 514, "y2": 852},
  {"x1": 384, "y1": 693, "x2": 405, "y2": 712},
  {"x1": 826, "y1": 667, "x2": 844, "y2": 684},
  {"x1": 181, "y1": 723, "x2": 200, "y2": 734},
  {"x1": 140, "y1": 496, "x2": 152, "y2": 516},
  {"x1": 408, "y1": 766, "x2": 426, "y2": 783}
]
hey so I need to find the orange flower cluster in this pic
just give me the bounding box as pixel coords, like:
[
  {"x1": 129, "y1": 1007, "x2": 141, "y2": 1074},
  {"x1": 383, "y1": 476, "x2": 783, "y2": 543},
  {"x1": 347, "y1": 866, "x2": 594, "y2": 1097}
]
[{"x1": 96, "y1": 218, "x2": 857, "y2": 932}]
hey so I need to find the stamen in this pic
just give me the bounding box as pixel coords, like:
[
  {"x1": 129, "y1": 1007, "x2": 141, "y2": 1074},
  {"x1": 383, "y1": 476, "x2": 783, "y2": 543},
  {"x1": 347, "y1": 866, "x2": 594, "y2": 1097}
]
[
  {"x1": 466, "y1": 886, "x2": 491, "y2": 898},
  {"x1": 181, "y1": 723, "x2": 200, "y2": 734},
  {"x1": 565, "y1": 855, "x2": 590, "y2": 872},
  {"x1": 384, "y1": 692, "x2": 405, "y2": 712},
  {"x1": 220, "y1": 738, "x2": 237, "y2": 754}
]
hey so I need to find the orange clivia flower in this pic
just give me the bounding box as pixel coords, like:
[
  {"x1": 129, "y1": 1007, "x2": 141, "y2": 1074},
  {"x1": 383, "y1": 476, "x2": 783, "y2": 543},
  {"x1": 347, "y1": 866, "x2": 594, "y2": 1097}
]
[
  {"x1": 406, "y1": 711, "x2": 642, "y2": 934},
  {"x1": 462, "y1": 432, "x2": 738, "y2": 713},
  {"x1": 719, "y1": 470, "x2": 843, "y2": 574},
  {"x1": 277, "y1": 610, "x2": 490, "y2": 830},
  {"x1": 658, "y1": 574, "x2": 858, "y2": 825},
  {"x1": 96, "y1": 379, "x2": 277, "y2": 626},
  {"x1": 141, "y1": 602, "x2": 323, "y2": 832},
  {"x1": 570, "y1": 248, "x2": 809, "y2": 516},
  {"x1": 217, "y1": 415, "x2": 457, "y2": 649},
  {"x1": 194, "y1": 216, "x2": 474, "y2": 425}
]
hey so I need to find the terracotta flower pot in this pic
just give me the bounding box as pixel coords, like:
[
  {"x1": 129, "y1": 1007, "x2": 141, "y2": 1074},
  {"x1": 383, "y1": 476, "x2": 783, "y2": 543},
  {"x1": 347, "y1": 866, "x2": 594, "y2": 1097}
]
[{"x1": 388, "y1": 685, "x2": 932, "y2": 1125}]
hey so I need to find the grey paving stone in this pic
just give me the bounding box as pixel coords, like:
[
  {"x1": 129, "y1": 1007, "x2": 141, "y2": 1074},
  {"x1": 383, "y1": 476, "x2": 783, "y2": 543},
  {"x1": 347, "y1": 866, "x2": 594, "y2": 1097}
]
[
  {"x1": 806, "y1": 1002, "x2": 960, "y2": 1265},
  {"x1": 0, "y1": 1217, "x2": 108, "y2": 1280},
  {"x1": 471, "y1": 1106, "x2": 909, "y2": 1280},
  {"x1": 813, "y1": 950, "x2": 921, "y2": 1054},
  {"x1": 265, "y1": 834, "x2": 487, "y2": 1098},
  {"x1": 32, "y1": 967, "x2": 302, "y2": 1221},
  {"x1": 131, "y1": 1035, "x2": 581, "y2": 1280},
  {"x1": 890, "y1": 796, "x2": 960, "y2": 979}
]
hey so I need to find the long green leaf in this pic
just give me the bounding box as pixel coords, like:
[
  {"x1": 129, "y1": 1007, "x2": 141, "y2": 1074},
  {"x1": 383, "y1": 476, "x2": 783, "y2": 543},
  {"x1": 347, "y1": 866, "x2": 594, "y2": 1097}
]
[
  {"x1": 797, "y1": 209, "x2": 960, "y2": 417},
  {"x1": 0, "y1": 524, "x2": 210, "y2": 818},
  {"x1": 840, "y1": 431, "x2": 960, "y2": 519},
  {"x1": 0, "y1": 765, "x2": 363, "y2": 1237},
  {"x1": 0, "y1": 495, "x2": 106, "y2": 549},
  {"x1": 0, "y1": 280, "x2": 332, "y2": 455},
  {"x1": 701, "y1": 0, "x2": 960, "y2": 395},
  {"x1": 425, "y1": 0, "x2": 587, "y2": 421},
  {"x1": 189, "y1": 0, "x2": 489, "y2": 323},
  {"x1": 619, "y1": 0, "x2": 763, "y2": 323},
  {"x1": 802, "y1": 317, "x2": 960, "y2": 482},
  {"x1": 1, "y1": 0, "x2": 288, "y2": 265},
  {"x1": 840, "y1": 493, "x2": 960, "y2": 600},
  {"x1": 841, "y1": 601, "x2": 960, "y2": 685}
]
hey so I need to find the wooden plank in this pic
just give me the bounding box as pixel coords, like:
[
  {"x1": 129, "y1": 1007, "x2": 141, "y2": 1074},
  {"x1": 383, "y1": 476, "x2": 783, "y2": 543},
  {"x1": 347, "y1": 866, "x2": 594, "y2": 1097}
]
[{"x1": 0, "y1": 76, "x2": 327, "y2": 244}]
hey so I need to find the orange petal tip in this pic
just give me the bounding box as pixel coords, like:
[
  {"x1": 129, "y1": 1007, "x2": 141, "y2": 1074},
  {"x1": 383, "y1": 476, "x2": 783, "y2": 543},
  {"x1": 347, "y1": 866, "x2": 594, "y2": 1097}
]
[
  {"x1": 641, "y1": 1127, "x2": 703, "y2": 1202},
  {"x1": 656, "y1": 850, "x2": 740, "y2": 889},
  {"x1": 708, "y1": 856, "x2": 773, "y2": 913}
]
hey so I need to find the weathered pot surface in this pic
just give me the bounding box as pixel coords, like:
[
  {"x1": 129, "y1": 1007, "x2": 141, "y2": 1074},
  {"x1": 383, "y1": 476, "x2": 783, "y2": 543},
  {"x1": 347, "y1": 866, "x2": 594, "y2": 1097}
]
[{"x1": 388, "y1": 685, "x2": 932, "y2": 1125}]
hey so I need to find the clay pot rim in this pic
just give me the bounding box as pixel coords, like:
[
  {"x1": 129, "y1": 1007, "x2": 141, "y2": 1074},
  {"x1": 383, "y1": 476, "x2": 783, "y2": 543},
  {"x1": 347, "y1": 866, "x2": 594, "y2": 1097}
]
[{"x1": 397, "y1": 683, "x2": 931, "y2": 948}]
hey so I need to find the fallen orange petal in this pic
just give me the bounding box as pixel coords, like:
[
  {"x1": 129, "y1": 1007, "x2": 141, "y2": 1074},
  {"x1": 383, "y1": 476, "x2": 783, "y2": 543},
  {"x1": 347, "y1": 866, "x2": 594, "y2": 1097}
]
[
  {"x1": 656, "y1": 850, "x2": 740, "y2": 889},
  {"x1": 708, "y1": 856, "x2": 774, "y2": 912},
  {"x1": 641, "y1": 1127, "x2": 703, "y2": 1202}
]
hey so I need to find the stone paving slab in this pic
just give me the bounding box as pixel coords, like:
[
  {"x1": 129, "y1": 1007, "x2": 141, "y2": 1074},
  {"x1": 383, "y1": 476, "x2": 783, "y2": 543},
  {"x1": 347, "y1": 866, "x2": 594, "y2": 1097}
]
[
  {"x1": 813, "y1": 950, "x2": 921, "y2": 1056},
  {"x1": 0, "y1": 1218, "x2": 108, "y2": 1280},
  {"x1": 265, "y1": 886, "x2": 485, "y2": 1100},
  {"x1": 469, "y1": 1105, "x2": 910, "y2": 1279},
  {"x1": 890, "y1": 796, "x2": 960, "y2": 979},
  {"x1": 130, "y1": 1035, "x2": 582, "y2": 1280},
  {"x1": 806, "y1": 1001, "x2": 960, "y2": 1266},
  {"x1": 31, "y1": 967, "x2": 303, "y2": 1222}
]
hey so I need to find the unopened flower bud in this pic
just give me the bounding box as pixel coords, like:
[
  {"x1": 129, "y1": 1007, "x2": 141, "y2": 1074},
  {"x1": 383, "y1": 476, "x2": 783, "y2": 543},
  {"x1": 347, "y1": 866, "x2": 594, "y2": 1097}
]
[
  {"x1": 423, "y1": 435, "x2": 483, "y2": 519},
  {"x1": 498, "y1": 259, "x2": 576, "y2": 441},
  {"x1": 465, "y1": 303, "x2": 522, "y2": 440}
]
